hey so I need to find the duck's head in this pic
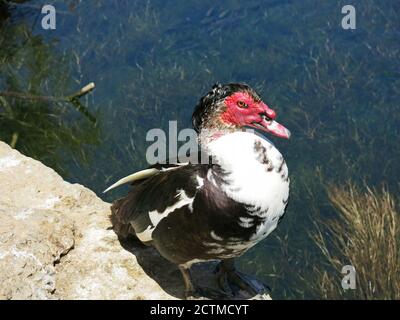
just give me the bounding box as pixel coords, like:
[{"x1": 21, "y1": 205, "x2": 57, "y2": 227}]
[{"x1": 192, "y1": 83, "x2": 290, "y2": 139}]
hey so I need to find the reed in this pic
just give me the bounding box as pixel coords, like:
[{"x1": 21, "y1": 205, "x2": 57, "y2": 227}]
[{"x1": 311, "y1": 183, "x2": 400, "y2": 299}]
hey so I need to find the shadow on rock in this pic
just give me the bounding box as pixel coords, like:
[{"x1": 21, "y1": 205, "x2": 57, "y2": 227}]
[
  {"x1": 118, "y1": 236, "x2": 185, "y2": 299},
  {"x1": 118, "y1": 235, "x2": 272, "y2": 300}
]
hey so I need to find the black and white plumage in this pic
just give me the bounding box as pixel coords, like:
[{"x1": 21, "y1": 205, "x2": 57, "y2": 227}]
[{"x1": 106, "y1": 83, "x2": 291, "y2": 298}]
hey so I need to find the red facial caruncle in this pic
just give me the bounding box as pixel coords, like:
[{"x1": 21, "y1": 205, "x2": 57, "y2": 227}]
[{"x1": 220, "y1": 91, "x2": 291, "y2": 139}]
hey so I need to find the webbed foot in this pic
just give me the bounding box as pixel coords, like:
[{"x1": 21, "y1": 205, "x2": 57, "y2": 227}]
[{"x1": 215, "y1": 259, "x2": 270, "y2": 298}]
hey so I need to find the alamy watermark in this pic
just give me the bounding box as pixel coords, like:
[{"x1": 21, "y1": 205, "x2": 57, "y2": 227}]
[
  {"x1": 341, "y1": 5, "x2": 356, "y2": 30},
  {"x1": 341, "y1": 265, "x2": 356, "y2": 290},
  {"x1": 145, "y1": 121, "x2": 257, "y2": 165},
  {"x1": 40, "y1": 5, "x2": 357, "y2": 32},
  {"x1": 41, "y1": 5, "x2": 56, "y2": 30}
]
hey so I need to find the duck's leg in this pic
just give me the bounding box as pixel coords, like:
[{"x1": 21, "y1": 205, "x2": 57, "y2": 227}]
[
  {"x1": 179, "y1": 265, "x2": 225, "y2": 299},
  {"x1": 216, "y1": 258, "x2": 268, "y2": 297},
  {"x1": 179, "y1": 266, "x2": 197, "y2": 299}
]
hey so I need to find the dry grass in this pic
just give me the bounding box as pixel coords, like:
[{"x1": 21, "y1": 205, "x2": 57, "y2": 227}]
[{"x1": 311, "y1": 183, "x2": 400, "y2": 299}]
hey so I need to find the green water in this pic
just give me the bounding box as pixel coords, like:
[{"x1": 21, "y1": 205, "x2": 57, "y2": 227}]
[{"x1": 0, "y1": 0, "x2": 399, "y2": 299}]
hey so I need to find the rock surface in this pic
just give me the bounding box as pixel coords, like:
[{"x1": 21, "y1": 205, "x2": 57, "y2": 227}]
[
  {"x1": 0, "y1": 141, "x2": 271, "y2": 300},
  {"x1": 0, "y1": 141, "x2": 179, "y2": 299}
]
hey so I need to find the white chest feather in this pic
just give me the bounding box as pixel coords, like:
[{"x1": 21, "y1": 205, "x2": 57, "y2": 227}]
[{"x1": 207, "y1": 132, "x2": 290, "y2": 240}]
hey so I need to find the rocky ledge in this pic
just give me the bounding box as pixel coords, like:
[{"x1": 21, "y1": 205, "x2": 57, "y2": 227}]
[
  {"x1": 0, "y1": 141, "x2": 181, "y2": 299},
  {"x1": 0, "y1": 141, "x2": 271, "y2": 300}
]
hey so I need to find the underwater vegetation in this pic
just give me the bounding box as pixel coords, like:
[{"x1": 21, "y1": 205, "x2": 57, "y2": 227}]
[
  {"x1": 0, "y1": 0, "x2": 99, "y2": 175},
  {"x1": 0, "y1": 0, "x2": 399, "y2": 299}
]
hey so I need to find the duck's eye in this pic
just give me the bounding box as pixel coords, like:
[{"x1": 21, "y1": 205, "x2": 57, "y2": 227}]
[{"x1": 237, "y1": 101, "x2": 248, "y2": 108}]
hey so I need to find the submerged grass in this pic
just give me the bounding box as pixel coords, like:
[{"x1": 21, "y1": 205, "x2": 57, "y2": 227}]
[{"x1": 311, "y1": 183, "x2": 400, "y2": 299}]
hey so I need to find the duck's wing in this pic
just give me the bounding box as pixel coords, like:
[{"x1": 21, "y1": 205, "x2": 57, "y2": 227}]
[{"x1": 110, "y1": 163, "x2": 208, "y2": 244}]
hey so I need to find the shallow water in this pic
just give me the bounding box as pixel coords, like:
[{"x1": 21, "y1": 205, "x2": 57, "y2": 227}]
[{"x1": 0, "y1": 0, "x2": 399, "y2": 299}]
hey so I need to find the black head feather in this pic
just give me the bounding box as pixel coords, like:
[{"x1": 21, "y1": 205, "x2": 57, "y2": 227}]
[{"x1": 192, "y1": 82, "x2": 260, "y2": 132}]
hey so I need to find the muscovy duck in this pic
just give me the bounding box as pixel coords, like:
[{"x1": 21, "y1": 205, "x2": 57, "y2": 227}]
[{"x1": 105, "y1": 83, "x2": 290, "y2": 299}]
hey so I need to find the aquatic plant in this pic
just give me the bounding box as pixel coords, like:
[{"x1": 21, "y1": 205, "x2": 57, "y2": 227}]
[
  {"x1": 311, "y1": 183, "x2": 399, "y2": 299},
  {"x1": 0, "y1": 8, "x2": 99, "y2": 175}
]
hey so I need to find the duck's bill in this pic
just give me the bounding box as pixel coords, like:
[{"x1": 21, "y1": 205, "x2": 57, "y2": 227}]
[{"x1": 251, "y1": 120, "x2": 291, "y2": 139}]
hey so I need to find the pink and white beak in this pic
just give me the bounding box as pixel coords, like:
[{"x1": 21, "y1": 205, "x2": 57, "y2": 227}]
[{"x1": 252, "y1": 102, "x2": 291, "y2": 139}]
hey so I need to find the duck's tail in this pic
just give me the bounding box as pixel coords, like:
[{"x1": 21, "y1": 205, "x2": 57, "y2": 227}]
[{"x1": 109, "y1": 197, "x2": 136, "y2": 240}]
